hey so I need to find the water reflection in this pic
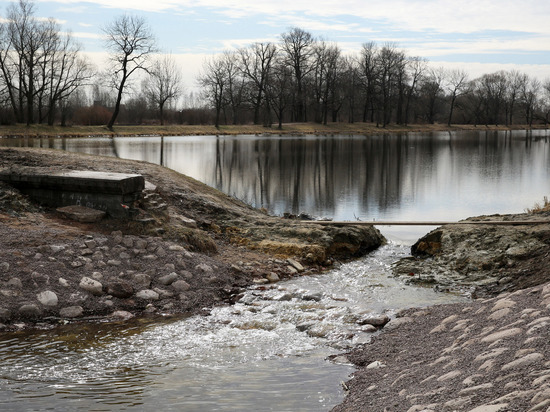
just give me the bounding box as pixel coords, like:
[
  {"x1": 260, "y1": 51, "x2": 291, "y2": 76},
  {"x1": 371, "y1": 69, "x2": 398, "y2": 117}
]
[{"x1": 2, "y1": 130, "x2": 549, "y2": 224}]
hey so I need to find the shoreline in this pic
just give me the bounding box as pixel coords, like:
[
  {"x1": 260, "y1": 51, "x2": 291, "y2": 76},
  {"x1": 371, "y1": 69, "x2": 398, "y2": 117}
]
[
  {"x1": 0, "y1": 147, "x2": 384, "y2": 330},
  {"x1": 0, "y1": 122, "x2": 547, "y2": 139}
]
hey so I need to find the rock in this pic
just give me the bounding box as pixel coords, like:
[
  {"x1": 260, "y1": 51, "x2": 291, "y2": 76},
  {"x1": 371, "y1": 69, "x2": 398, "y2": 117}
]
[
  {"x1": 0, "y1": 262, "x2": 9, "y2": 272},
  {"x1": 6, "y1": 277, "x2": 23, "y2": 289},
  {"x1": 31, "y1": 272, "x2": 49, "y2": 287},
  {"x1": 84, "y1": 240, "x2": 97, "y2": 249},
  {"x1": 172, "y1": 280, "x2": 191, "y2": 292},
  {"x1": 58, "y1": 277, "x2": 70, "y2": 287},
  {"x1": 135, "y1": 239, "x2": 148, "y2": 250},
  {"x1": 159, "y1": 272, "x2": 178, "y2": 285},
  {"x1": 59, "y1": 306, "x2": 83, "y2": 318},
  {"x1": 57, "y1": 205, "x2": 105, "y2": 223},
  {"x1": 287, "y1": 258, "x2": 304, "y2": 272},
  {"x1": 135, "y1": 289, "x2": 159, "y2": 301},
  {"x1": 266, "y1": 272, "x2": 280, "y2": 282},
  {"x1": 195, "y1": 263, "x2": 213, "y2": 273},
  {"x1": 0, "y1": 308, "x2": 11, "y2": 322},
  {"x1": 366, "y1": 361, "x2": 386, "y2": 369},
  {"x1": 106, "y1": 280, "x2": 134, "y2": 298},
  {"x1": 302, "y1": 291, "x2": 323, "y2": 301},
  {"x1": 18, "y1": 304, "x2": 42, "y2": 319},
  {"x1": 110, "y1": 310, "x2": 134, "y2": 320},
  {"x1": 132, "y1": 273, "x2": 151, "y2": 288},
  {"x1": 37, "y1": 291, "x2": 58, "y2": 307},
  {"x1": 358, "y1": 314, "x2": 390, "y2": 327},
  {"x1": 79, "y1": 276, "x2": 104, "y2": 296}
]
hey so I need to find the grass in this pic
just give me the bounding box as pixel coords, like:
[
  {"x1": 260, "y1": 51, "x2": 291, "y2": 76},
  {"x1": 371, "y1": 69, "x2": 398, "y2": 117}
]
[
  {"x1": 525, "y1": 196, "x2": 550, "y2": 213},
  {"x1": 0, "y1": 122, "x2": 547, "y2": 138}
]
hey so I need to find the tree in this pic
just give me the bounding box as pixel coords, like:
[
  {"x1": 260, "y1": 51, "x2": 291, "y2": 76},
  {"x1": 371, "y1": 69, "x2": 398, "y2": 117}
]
[
  {"x1": 103, "y1": 15, "x2": 156, "y2": 129},
  {"x1": 239, "y1": 42, "x2": 277, "y2": 125},
  {"x1": 357, "y1": 41, "x2": 378, "y2": 123},
  {"x1": 281, "y1": 27, "x2": 315, "y2": 122},
  {"x1": 445, "y1": 69, "x2": 469, "y2": 126},
  {"x1": 198, "y1": 53, "x2": 228, "y2": 129},
  {"x1": 266, "y1": 57, "x2": 293, "y2": 129},
  {"x1": 145, "y1": 54, "x2": 182, "y2": 125}
]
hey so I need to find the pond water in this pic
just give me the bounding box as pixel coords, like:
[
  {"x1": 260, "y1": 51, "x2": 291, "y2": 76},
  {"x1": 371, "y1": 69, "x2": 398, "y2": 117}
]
[{"x1": 1, "y1": 129, "x2": 549, "y2": 410}]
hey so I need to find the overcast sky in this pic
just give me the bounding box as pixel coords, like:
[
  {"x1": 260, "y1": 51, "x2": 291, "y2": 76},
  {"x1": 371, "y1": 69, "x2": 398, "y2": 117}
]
[{"x1": 3, "y1": 0, "x2": 549, "y2": 91}]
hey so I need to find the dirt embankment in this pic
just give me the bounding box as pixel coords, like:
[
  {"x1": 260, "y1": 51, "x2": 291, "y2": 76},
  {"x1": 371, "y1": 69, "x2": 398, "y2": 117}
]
[{"x1": 0, "y1": 147, "x2": 384, "y2": 329}]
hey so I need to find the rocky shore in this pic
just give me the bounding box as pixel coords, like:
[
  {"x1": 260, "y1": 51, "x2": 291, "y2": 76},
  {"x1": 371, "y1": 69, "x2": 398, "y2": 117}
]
[
  {"x1": 0, "y1": 147, "x2": 384, "y2": 329},
  {"x1": 334, "y1": 213, "x2": 550, "y2": 411}
]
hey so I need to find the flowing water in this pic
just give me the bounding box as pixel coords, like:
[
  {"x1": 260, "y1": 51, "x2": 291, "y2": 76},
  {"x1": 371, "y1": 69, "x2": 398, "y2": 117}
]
[
  {"x1": 0, "y1": 244, "x2": 466, "y2": 411},
  {"x1": 1, "y1": 130, "x2": 549, "y2": 410}
]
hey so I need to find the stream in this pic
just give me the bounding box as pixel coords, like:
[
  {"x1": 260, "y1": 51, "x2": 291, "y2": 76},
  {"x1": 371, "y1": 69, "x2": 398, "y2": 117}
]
[{"x1": 0, "y1": 243, "x2": 467, "y2": 411}]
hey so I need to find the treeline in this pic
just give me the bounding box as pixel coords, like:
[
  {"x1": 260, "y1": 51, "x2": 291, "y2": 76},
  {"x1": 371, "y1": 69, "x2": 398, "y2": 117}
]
[
  {"x1": 0, "y1": 0, "x2": 548, "y2": 128},
  {"x1": 198, "y1": 27, "x2": 550, "y2": 129}
]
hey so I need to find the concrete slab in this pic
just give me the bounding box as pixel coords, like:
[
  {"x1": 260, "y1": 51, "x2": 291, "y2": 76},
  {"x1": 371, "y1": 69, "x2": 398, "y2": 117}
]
[{"x1": 0, "y1": 167, "x2": 145, "y2": 218}]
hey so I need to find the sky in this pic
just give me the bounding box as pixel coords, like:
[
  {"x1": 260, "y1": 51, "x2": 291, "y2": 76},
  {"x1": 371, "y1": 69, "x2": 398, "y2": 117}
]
[{"x1": 2, "y1": 0, "x2": 549, "y2": 92}]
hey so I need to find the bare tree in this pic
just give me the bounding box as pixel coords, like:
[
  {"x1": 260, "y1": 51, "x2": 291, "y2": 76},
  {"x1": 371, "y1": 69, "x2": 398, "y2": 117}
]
[
  {"x1": 357, "y1": 41, "x2": 378, "y2": 123},
  {"x1": 145, "y1": 54, "x2": 182, "y2": 125},
  {"x1": 281, "y1": 27, "x2": 315, "y2": 122},
  {"x1": 266, "y1": 57, "x2": 293, "y2": 129},
  {"x1": 239, "y1": 42, "x2": 277, "y2": 125},
  {"x1": 198, "y1": 53, "x2": 228, "y2": 129},
  {"x1": 445, "y1": 68, "x2": 469, "y2": 126},
  {"x1": 103, "y1": 15, "x2": 156, "y2": 129}
]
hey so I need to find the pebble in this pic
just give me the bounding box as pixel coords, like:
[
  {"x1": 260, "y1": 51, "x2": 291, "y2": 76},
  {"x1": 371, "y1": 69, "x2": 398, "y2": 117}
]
[
  {"x1": 36, "y1": 290, "x2": 58, "y2": 307},
  {"x1": 79, "y1": 277, "x2": 104, "y2": 296},
  {"x1": 59, "y1": 306, "x2": 83, "y2": 318}
]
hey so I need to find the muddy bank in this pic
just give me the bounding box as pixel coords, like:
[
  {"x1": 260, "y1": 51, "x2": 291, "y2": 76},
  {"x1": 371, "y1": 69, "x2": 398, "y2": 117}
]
[
  {"x1": 393, "y1": 213, "x2": 550, "y2": 297},
  {"x1": 0, "y1": 147, "x2": 384, "y2": 329},
  {"x1": 334, "y1": 213, "x2": 550, "y2": 411}
]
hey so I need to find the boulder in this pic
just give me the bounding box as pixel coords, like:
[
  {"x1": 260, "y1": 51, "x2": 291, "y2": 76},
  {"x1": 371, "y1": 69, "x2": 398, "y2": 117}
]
[
  {"x1": 79, "y1": 276, "x2": 103, "y2": 296},
  {"x1": 37, "y1": 290, "x2": 58, "y2": 307},
  {"x1": 106, "y1": 280, "x2": 134, "y2": 299},
  {"x1": 59, "y1": 306, "x2": 84, "y2": 318},
  {"x1": 135, "y1": 289, "x2": 159, "y2": 301}
]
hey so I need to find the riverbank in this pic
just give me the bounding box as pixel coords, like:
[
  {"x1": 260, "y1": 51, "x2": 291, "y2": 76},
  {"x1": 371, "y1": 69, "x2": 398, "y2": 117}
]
[
  {"x1": 0, "y1": 147, "x2": 384, "y2": 329},
  {"x1": 334, "y1": 213, "x2": 550, "y2": 411},
  {"x1": 0, "y1": 122, "x2": 547, "y2": 138}
]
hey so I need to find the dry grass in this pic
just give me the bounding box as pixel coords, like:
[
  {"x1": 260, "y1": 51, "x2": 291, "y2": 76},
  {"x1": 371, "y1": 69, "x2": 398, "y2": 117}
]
[
  {"x1": 0, "y1": 122, "x2": 547, "y2": 139},
  {"x1": 525, "y1": 196, "x2": 550, "y2": 213}
]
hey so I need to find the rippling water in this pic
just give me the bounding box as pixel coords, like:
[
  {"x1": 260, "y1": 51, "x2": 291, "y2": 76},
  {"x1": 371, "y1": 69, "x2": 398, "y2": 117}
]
[{"x1": 0, "y1": 244, "x2": 466, "y2": 411}]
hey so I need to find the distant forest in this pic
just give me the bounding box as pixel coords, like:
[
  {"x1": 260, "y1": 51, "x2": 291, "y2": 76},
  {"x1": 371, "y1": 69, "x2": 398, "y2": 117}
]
[{"x1": 0, "y1": 0, "x2": 548, "y2": 128}]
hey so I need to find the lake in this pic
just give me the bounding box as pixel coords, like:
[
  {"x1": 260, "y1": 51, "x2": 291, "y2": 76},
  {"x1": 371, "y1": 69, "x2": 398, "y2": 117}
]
[{"x1": 3, "y1": 129, "x2": 549, "y2": 241}]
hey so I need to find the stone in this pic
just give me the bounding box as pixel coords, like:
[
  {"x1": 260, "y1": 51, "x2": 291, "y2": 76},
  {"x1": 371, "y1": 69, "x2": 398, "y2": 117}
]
[
  {"x1": 59, "y1": 306, "x2": 83, "y2": 318},
  {"x1": 37, "y1": 290, "x2": 58, "y2": 307},
  {"x1": 492, "y1": 299, "x2": 517, "y2": 311},
  {"x1": 357, "y1": 314, "x2": 390, "y2": 327},
  {"x1": 488, "y1": 308, "x2": 511, "y2": 320},
  {"x1": 266, "y1": 272, "x2": 280, "y2": 282},
  {"x1": 0, "y1": 262, "x2": 9, "y2": 272},
  {"x1": 195, "y1": 263, "x2": 213, "y2": 273},
  {"x1": 135, "y1": 289, "x2": 159, "y2": 301},
  {"x1": 110, "y1": 310, "x2": 134, "y2": 320},
  {"x1": 79, "y1": 276, "x2": 104, "y2": 296},
  {"x1": 502, "y1": 353, "x2": 544, "y2": 371},
  {"x1": 57, "y1": 205, "x2": 106, "y2": 223},
  {"x1": 172, "y1": 280, "x2": 191, "y2": 292},
  {"x1": 301, "y1": 291, "x2": 323, "y2": 301},
  {"x1": 366, "y1": 361, "x2": 385, "y2": 369},
  {"x1": 106, "y1": 280, "x2": 134, "y2": 298},
  {"x1": 6, "y1": 277, "x2": 23, "y2": 289},
  {"x1": 481, "y1": 328, "x2": 523, "y2": 343},
  {"x1": 287, "y1": 258, "x2": 304, "y2": 272},
  {"x1": 0, "y1": 308, "x2": 11, "y2": 322},
  {"x1": 135, "y1": 239, "x2": 148, "y2": 250},
  {"x1": 58, "y1": 277, "x2": 70, "y2": 287},
  {"x1": 467, "y1": 404, "x2": 508, "y2": 412},
  {"x1": 133, "y1": 273, "x2": 151, "y2": 288},
  {"x1": 18, "y1": 304, "x2": 42, "y2": 319},
  {"x1": 459, "y1": 382, "x2": 494, "y2": 395},
  {"x1": 159, "y1": 272, "x2": 179, "y2": 285},
  {"x1": 437, "y1": 370, "x2": 462, "y2": 381}
]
